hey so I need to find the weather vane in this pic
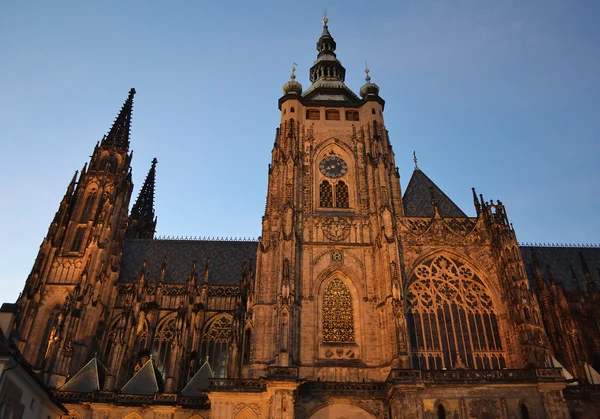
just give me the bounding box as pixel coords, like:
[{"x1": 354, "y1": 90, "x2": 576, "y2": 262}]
[{"x1": 413, "y1": 151, "x2": 419, "y2": 169}]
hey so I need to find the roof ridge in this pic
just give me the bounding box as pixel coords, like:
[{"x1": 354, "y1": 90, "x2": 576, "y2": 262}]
[
  {"x1": 152, "y1": 236, "x2": 258, "y2": 242},
  {"x1": 520, "y1": 242, "x2": 600, "y2": 248},
  {"x1": 403, "y1": 167, "x2": 467, "y2": 218}
]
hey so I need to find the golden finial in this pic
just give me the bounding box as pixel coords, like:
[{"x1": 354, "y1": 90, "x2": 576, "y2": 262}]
[
  {"x1": 291, "y1": 62, "x2": 297, "y2": 80},
  {"x1": 365, "y1": 62, "x2": 371, "y2": 83},
  {"x1": 323, "y1": 9, "x2": 328, "y2": 25}
]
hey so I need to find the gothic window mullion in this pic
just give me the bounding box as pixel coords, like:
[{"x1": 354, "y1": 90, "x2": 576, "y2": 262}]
[
  {"x1": 457, "y1": 307, "x2": 470, "y2": 365},
  {"x1": 406, "y1": 255, "x2": 505, "y2": 371},
  {"x1": 448, "y1": 303, "x2": 462, "y2": 364},
  {"x1": 434, "y1": 309, "x2": 445, "y2": 368},
  {"x1": 479, "y1": 311, "x2": 493, "y2": 353},
  {"x1": 464, "y1": 310, "x2": 477, "y2": 368}
]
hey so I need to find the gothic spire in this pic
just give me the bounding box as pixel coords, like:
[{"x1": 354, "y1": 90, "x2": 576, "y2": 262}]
[
  {"x1": 101, "y1": 88, "x2": 136, "y2": 151},
  {"x1": 128, "y1": 158, "x2": 157, "y2": 239}
]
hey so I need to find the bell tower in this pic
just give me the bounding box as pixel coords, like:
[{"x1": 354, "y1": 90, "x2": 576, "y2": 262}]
[
  {"x1": 15, "y1": 89, "x2": 137, "y2": 387},
  {"x1": 246, "y1": 18, "x2": 408, "y2": 381}
]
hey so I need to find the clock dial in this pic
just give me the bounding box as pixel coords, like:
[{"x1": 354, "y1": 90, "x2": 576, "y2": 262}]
[{"x1": 319, "y1": 156, "x2": 348, "y2": 178}]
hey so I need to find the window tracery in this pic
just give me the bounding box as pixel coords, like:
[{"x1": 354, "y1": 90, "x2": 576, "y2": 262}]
[
  {"x1": 406, "y1": 255, "x2": 505, "y2": 370},
  {"x1": 153, "y1": 318, "x2": 176, "y2": 377},
  {"x1": 200, "y1": 316, "x2": 232, "y2": 378},
  {"x1": 322, "y1": 278, "x2": 355, "y2": 343},
  {"x1": 335, "y1": 181, "x2": 349, "y2": 208},
  {"x1": 320, "y1": 180, "x2": 333, "y2": 207}
]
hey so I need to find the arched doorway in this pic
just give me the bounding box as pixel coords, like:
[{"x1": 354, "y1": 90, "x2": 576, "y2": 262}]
[{"x1": 308, "y1": 404, "x2": 376, "y2": 419}]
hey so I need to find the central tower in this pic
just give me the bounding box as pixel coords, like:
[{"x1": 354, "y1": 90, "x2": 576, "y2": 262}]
[{"x1": 246, "y1": 18, "x2": 408, "y2": 381}]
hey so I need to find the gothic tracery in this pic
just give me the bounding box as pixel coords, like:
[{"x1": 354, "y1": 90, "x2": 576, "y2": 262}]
[
  {"x1": 322, "y1": 278, "x2": 355, "y2": 343},
  {"x1": 406, "y1": 255, "x2": 506, "y2": 370}
]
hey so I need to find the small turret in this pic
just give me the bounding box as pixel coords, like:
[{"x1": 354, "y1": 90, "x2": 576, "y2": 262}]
[
  {"x1": 360, "y1": 68, "x2": 380, "y2": 97},
  {"x1": 282, "y1": 65, "x2": 302, "y2": 95}
]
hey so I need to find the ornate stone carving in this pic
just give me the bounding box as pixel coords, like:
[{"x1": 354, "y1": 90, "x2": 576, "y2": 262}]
[
  {"x1": 322, "y1": 217, "x2": 351, "y2": 242},
  {"x1": 468, "y1": 399, "x2": 500, "y2": 418}
]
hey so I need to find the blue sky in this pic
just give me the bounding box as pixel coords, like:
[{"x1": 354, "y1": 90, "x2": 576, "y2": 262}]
[{"x1": 1, "y1": 1, "x2": 599, "y2": 303}]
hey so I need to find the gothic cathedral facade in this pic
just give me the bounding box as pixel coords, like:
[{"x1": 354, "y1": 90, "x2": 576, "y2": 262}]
[{"x1": 4, "y1": 19, "x2": 600, "y2": 419}]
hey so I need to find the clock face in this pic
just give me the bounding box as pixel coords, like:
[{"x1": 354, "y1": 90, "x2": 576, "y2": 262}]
[{"x1": 319, "y1": 156, "x2": 348, "y2": 178}]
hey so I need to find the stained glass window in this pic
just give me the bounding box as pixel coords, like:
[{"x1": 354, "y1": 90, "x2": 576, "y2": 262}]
[
  {"x1": 335, "y1": 181, "x2": 349, "y2": 208},
  {"x1": 406, "y1": 255, "x2": 506, "y2": 370},
  {"x1": 320, "y1": 180, "x2": 333, "y2": 207},
  {"x1": 200, "y1": 316, "x2": 232, "y2": 378},
  {"x1": 322, "y1": 278, "x2": 355, "y2": 343}
]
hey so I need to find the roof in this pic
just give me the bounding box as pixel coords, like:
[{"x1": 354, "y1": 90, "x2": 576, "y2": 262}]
[
  {"x1": 403, "y1": 168, "x2": 467, "y2": 218},
  {"x1": 181, "y1": 361, "x2": 213, "y2": 397},
  {"x1": 521, "y1": 245, "x2": 600, "y2": 292},
  {"x1": 59, "y1": 357, "x2": 108, "y2": 392},
  {"x1": 121, "y1": 357, "x2": 164, "y2": 395},
  {"x1": 119, "y1": 239, "x2": 258, "y2": 285}
]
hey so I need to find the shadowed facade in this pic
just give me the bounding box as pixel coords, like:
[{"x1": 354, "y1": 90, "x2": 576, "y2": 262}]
[{"x1": 4, "y1": 17, "x2": 600, "y2": 419}]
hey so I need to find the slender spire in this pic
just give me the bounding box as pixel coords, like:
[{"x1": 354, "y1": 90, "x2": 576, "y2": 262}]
[
  {"x1": 413, "y1": 151, "x2": 419, "y2": 170},
  {"x1": 101, "y1": 88, "x2": 136, "y2": 151},
  {"x1": 128, "y1": 158, "x2": 157, "y2": 239}
]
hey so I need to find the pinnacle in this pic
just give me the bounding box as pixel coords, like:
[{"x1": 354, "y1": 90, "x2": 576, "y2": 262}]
[{"x1": 101, "y1": 88, "x2": 136, "y2": 151}]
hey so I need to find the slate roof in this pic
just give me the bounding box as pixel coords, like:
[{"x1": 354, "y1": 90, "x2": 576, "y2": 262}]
[
  {"x1": 403, "y1": 168, "x2": 468, "y2": 218},
  {"x1": 59, "y1": 357, "x2": 108, "y2": 392},
  {"x1": 520, "y1": 246, "x2": 600, "y2": 292},
  {"x1": 121, "y1": 358, "x2": 164, "y2": 395},
  {"x1": 181, "y1": 361, "x2": 213, "y2": 397},
  {"x1": 119, "y1": 239, "x2": 258, "y2": 285}
]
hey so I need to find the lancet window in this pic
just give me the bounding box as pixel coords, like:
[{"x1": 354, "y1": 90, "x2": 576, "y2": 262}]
[
  {"x1": 70, "y1": 226, "x2": 86, "y2": 252},
  {"x1": 322, "y1": 278, "x2": 355, "y2": 343},
  {"x1": 320, "y1": 180, "x2": 333, "y2": 207},
  {"x1": 80, "y1": 191, "x2": 97, "y2": 222},
  {"x1": 152, "y1": 318, "x2": 176, "y2": 378},
  {"x1": 335, "y1": 181, "x2": 349, "y2": 208},
  {"x1": 320, "y1": 180, "x2": 350, "y2": 208},
  {"x1": 406, "y1": 255, "x2": 506, "y2": 370},
  {"x1": 200, "y1": 316, "x2": 232, "y2": 378}
]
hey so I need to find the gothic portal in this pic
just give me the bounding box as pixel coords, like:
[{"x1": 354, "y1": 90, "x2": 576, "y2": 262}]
[{"x1": 4, "y1": 17, "x2": 600, "y2": 419}]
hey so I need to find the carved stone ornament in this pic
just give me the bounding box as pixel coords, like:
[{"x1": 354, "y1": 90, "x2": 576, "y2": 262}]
[{"x1": 322, "y1": 217, "x2": 351, "y2": 242}]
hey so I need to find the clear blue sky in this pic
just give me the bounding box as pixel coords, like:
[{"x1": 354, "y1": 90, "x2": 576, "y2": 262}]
[{"x1": 1, "y1": 1, "x2": 599, "y2": 303}]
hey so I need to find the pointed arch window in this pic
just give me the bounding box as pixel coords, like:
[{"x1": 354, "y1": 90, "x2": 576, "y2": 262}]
[
  {"x1": 152, "y1": 318, "x2": 176, "y2": 378},
  {"x1": 35, "y1": 305, "x2": 61, "y2": 368},
  {"x1": 320, "y1": 180, "x2": 333, "y2": 207},
  {"x1": 200, "y1": 316, "x2": 232, "y2": 378},
  {"x1": 71, "y1": 226, "x2": 86, "y2": 252},
  {"x1": 243, "y1": 328, "x2": 252, "y2": 364},
  {"x1": 406, "y1": 255, "x2": 506, "y2": 370},
  {"x1": 335, "y1": 181, "x2": 349, "y2": 208},
  {"x1": 80, "y1": 191, "x2": 97, "y2": 222},
  {"x1": 322, "y1": 278, "x2": 355, "y2": 343}
]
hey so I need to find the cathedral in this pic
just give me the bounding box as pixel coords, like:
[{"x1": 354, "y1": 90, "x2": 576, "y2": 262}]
[{"x1": 3, "y1": 17, "x2": 600, "y2": 419}]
